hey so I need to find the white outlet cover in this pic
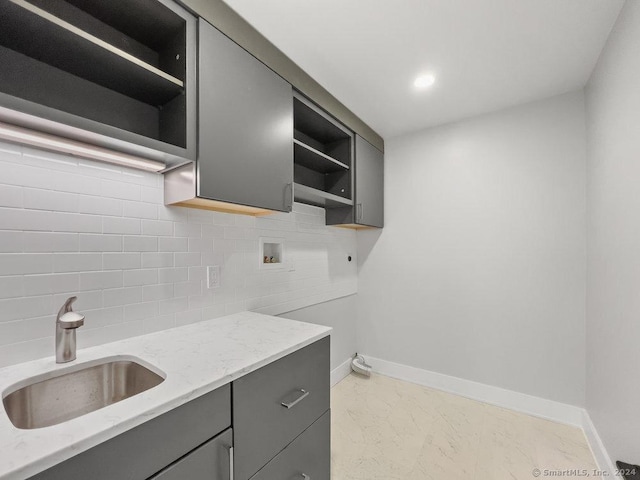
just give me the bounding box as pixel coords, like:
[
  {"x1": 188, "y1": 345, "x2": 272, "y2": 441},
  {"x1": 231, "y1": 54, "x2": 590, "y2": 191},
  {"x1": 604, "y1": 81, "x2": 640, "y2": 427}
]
[{"x1": 207, "y1": 265, "x2": 220, "y2": 289}]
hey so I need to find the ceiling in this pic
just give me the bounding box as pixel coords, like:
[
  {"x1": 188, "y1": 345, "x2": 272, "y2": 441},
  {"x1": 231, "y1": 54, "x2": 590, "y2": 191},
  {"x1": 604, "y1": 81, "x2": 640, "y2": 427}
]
[{"x1": 221, "y1": 0, "x2": 623, "y2": 139}]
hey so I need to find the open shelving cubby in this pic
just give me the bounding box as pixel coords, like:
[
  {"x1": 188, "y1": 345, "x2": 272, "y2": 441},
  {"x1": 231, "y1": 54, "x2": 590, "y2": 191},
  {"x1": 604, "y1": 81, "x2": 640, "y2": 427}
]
[
  {"x1": 0, "y1": 0, "x2": 195, "y2": 161},
  {"x1": 293, "y1": 91, "x2": 354, "y2": 208}
]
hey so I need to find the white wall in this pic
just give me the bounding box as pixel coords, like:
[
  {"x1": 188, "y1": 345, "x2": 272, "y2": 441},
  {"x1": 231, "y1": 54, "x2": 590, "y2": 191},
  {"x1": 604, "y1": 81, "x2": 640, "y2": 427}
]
[
  {"x1": 0, "y1": 141, "x2": 357, "y2": 368},
  {"x1": 586, "y1": 0, "x2": 640, "y2": 464},
  {"x1": 357, "y1": 91, "x2": 587, "y2": 406},
  {"x1": 280, "y1": 294, "x2": 357, "y2": 371}
]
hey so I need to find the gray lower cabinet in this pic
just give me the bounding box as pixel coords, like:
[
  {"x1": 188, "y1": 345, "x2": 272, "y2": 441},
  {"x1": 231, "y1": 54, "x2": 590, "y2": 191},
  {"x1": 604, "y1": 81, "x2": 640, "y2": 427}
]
[
  {"x1": 179, "y1": 18, "x2": 293, "y2": 213},
  {"x1": 250, "y1": 411, "x2": 330, "y2": 480},
  {"x1": 327, "y1": 134, "x2": 384, "y2": 228},
  {"x1": 150, "y1": 428, "x2": 232, "y2": 480},
  {"x1": 29, "y1": 385, "x2": 231, "y2": 480},
  {"x1": 233, "y1": 337, "x2": 330, "y2": 480},
  {"x1": 27, "y1": 338, "x2": 331, "y2": 480}
]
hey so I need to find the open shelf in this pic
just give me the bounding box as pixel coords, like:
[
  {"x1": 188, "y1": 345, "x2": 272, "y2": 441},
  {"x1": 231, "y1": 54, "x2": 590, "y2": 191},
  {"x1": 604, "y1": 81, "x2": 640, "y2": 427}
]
[
  {"x1": 294, "y1": 183, "x2": 354, "y2": 208},
  {"x1": 0, "y1": 0, "x2": 194, "y2": 159},
  {"x1": 294, "y1": 139, "x2": 349, "y2": 173},
  {"x1": 292, "y1": 92, "x2": 354, "y2": 208},
  {"x1": 0, "y1": 0, "x2": 183, "y2": 106}
]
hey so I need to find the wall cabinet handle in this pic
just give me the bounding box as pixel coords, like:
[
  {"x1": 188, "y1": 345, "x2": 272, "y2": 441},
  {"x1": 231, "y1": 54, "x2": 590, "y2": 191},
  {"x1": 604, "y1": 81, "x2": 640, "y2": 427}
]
[
  {"x1": 356, "y1": 203, "x2": 363, "y2": 222},
  {"x1": 284, "y1": 182, "x2": 293, "y2": 211},
  {"x1": 229, "y1": 446, "x2": 234, "y2": 480},
  {"x1": 301, "y1": 474, "x2": 311, "y2": 479},
  {"x1": 281, "y1": 389, "x2": 310, "y2": 409}
]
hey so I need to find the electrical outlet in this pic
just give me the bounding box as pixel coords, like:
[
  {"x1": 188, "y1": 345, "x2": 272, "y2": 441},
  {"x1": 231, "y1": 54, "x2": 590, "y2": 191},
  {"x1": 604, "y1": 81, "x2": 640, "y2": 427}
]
[{"x1": 207, "y1": 266, "x2": 220, "y2": 289}]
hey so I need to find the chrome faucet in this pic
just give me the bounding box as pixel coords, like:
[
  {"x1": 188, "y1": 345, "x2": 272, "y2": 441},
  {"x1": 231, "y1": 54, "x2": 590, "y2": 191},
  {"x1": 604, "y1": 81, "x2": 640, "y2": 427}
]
[{"x1": 56, "y1": 297, "x2": 85, "y2": 363}]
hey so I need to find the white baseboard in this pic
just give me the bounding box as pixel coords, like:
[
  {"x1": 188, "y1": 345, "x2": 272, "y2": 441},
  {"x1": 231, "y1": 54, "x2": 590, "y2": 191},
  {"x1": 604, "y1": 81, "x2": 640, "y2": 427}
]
[
  {"x1": 361, "y1": 354, "x2": 619, "y2": 478},
  {"x1": 362, "y1": 354, "x2": 584, "y2": 425},
  {"x1": 331, "y1": 357, "x2": 353, "y2": 387},
  {"x1": 582, "y1": 410, "x2": 618, "y2": 477},
  {"x1": 339, "y1": 354, "x2": 616, "y2": 479}
]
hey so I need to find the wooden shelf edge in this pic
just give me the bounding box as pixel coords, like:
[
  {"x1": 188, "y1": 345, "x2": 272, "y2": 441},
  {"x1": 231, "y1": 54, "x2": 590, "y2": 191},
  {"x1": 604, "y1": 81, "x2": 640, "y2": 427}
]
[
  {"x1": 293, "y1": 139, "x2": 349, "y2": 170},
  {"x1": 11, "y1": 0, "x2": 184, "y2": 88},
  {"x1": 172, "y1": 197, "x2": 275, "y2": 216}
]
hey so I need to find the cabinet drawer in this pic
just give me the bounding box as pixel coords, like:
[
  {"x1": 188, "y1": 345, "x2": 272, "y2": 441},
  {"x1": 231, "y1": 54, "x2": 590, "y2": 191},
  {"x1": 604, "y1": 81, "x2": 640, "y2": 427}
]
[
  {"x1": 149, "y1": 428, "x2": 232, "y2": 480},
  {"x1": 250, "y1": 410, "x2": 330, "y2": 480},
  {"x1": 30, "y1": 385, "x2": 231, "y2": 480},
  {"x1": 233, "y1": 337, "x2": 330, "y2": 480}
]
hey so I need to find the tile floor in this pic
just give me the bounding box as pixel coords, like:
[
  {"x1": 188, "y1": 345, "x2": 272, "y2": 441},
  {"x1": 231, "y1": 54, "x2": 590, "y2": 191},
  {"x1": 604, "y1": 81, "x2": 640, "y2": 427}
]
[{"x1": 331, "y1": 373, "x2": 598, "y2": 480}]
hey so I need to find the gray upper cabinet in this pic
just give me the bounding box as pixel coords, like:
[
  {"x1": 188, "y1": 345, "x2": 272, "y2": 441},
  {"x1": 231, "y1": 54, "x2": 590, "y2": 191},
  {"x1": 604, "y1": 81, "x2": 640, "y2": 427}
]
[
  {"x1": 354, "y1": 135, "x2": 384, "y2": 227},
  {"x1": 196, "y1": 18, "x2": 293, "y2": 213},
  {"x1": 0, "y1": 0, "x2": 197, "y2": 168},
  {"x1": 326, "y1": 134, "x2": 384, "y2": 228}
]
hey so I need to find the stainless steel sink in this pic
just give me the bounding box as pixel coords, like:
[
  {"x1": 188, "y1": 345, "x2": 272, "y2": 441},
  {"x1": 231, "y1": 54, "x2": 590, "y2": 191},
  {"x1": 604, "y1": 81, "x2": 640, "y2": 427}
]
[{"x1": 3, "y1": 358, "x2": 165, "y2": 429}]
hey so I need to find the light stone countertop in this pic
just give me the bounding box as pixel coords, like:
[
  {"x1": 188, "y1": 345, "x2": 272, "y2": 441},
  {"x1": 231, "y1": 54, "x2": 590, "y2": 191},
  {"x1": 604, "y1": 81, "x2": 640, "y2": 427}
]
[{"x1": 0, "y1": 311, "x2": 331, "y2": 480}]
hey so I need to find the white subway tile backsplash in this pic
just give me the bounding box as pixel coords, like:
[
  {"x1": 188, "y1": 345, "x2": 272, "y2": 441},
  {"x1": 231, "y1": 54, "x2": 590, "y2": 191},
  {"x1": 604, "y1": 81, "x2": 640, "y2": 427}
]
[
  {"x1": 158, "y1": 237, "x2": 188, "y2": 252},
  {"x1": 125, "y1": 301, "x2": 159, "y2": 321},
  {"x1": 53, "y1": 212, "x2": 102, "y2": 233},
  {"x1": 101, "y1": 179, "x2": 140, "y2": 201},
  {"x1": 54, "y1": 290, "x2": 102, "y2": 311},
  {"x1": 0, "y1": 184, "x2": 23, "y2": 208},
  {"x1": 23, "y1": 273, "x2": 80, "y2": 296},
  {"x1": 0, "y1": 231, "x2": 24, "y2": 253},
  {"x1": 78, "y1": 195, "x2": 123, "y2": 217},
  {"x1": 143, "y1": 283, "x2": 174, "y2": 302},
  {"x1": 103, "y1": 286, "x2": 142, "y2": 307},
  {"x1": 103, "y1": 217, "x2": 141, "y2": 235},
  {"x1": 123, "y1": 200, "x2": 157, "y2": 220},
  {"x1": 158, "y1": 267, "x2": 188, "y2": 284},
  {"x1": 0, "y1": 253, "x2": 53, "y2": 275},
  {"x1": 174, "y1": 281, "x2": 201, "y2": 298},
  {"x1": 79, "y1": 271, "x2": 123, "y2": 291},
  {"x1": 79, "y1": 234, "x2": 122, "y2": 252},
  {"x1": 124, "y1": 236, "x2": 158, "y2": 252},
  {"x1": 23, "y1": 188, "x2": 78, "y2": 213},
  {"x1": 103, "y1": 253, "x2": 141, "y2": 270},
  {"x1": 159, "y1": 296, "x2": 188, "y2": 315},
  {"x1": 53, "y1": 253, "x2": 102, "y2": 273},
  {"x1": 174, "y1": 222, "x2": 201, "y2": 238},
  {"x1": 141, "y1": 219, "x2": 173, "y2": 236},
  {"x1": 23, "y1": 232, "x2": 79, "y2": 253},
  {"x1": 141, "y1": 252, "x2": 173, "y2": 268},
  {"x1": 0, "y1": 207, "x2": 53, "y2": 231},
  {"x1": 188, "y1": 237, "x2": 213, "y2": 252},
  {"x1": 0, "y1": 142, "x2": 356, "y2": 367},
  {"x1": 175, "y1": 252, "x2": 201, "y2": 267},
  {"x1": 140, "y1": 187, "x2": 163, "y2": 204},
  {"x1": 123, "y1": 269, "x2": 158, "y2": 287},
  {"x1": 0, "y1": 276, "x2": 24, "y2": 299}
]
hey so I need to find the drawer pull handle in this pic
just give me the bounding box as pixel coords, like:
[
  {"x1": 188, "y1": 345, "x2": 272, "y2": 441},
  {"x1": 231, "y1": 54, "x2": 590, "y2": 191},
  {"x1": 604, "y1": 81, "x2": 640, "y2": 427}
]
[
  {"x1": 301, "y1": 474, "x2": 311, "y2": 479},
  {"x1": 281, "y1": 389, "x2": 310, "y2": 409}
]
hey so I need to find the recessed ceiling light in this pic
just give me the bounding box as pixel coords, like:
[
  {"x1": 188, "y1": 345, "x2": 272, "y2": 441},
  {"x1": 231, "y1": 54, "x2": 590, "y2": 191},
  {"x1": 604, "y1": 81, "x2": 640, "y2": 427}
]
[{"x1": 414, "y1": 74, "x2": 436, "y2": 90}]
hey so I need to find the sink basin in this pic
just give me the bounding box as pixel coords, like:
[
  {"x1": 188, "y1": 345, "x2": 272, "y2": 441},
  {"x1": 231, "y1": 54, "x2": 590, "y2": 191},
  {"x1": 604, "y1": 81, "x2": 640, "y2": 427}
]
[{"x1": 3, "y1": 358, "x2": 165, "y2": 429}]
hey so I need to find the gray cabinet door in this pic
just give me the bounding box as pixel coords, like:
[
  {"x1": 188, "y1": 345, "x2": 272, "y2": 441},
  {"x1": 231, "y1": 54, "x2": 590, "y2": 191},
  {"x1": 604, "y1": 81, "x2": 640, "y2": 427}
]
[
  {"x1": 233, "y1": 337, "x2": 330, "y2": 480},
  {"x1": 198, "y1": 19, "x2": 293, "y2": 212},
  {"x1": 150, "y1": 428, "x2": 232, "y2": 480},
  {"x1": 355, "y1": 135, "x2": 384, "y2": 227},
  {"x1": 249, "y1": 411, "x2": 330, "y2": 480},
  {"x1": 29, "y1": 385, "x2": 231, "y2": 480}
]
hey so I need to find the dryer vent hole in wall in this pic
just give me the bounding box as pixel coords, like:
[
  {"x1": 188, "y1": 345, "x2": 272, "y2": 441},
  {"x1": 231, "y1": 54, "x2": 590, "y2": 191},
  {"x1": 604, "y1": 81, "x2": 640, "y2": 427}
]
[
  {"x1": 351, "y1": 354, "x2": 371, "y2": 377},
  {"x1": 616, "y1": 461, "x2": 640, "y2": 480}
]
